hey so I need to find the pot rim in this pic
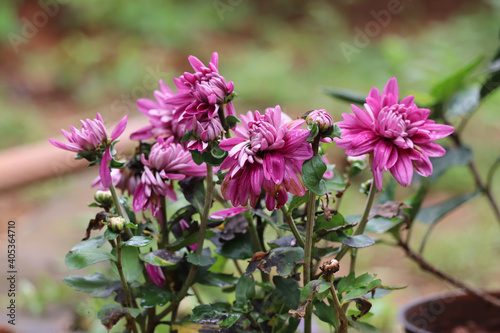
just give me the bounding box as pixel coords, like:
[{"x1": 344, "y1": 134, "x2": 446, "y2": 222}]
[{"x1": 397, "y1": 289, "x2": 469, "y2": 333}]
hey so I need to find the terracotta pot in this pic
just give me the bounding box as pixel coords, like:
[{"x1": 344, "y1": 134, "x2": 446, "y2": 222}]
[{"x1": 399, "y1": 291, "x2": 500, "y2": 333}]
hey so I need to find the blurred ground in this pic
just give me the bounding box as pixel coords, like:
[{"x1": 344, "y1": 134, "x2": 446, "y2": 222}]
[{"x1": 1, "y1": 0, "x2": 500, "y2": 332}]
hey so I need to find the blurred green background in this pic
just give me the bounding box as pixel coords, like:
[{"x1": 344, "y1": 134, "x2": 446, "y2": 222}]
[{"x1": 1, "y1": 0, "x2": 500, "y2": 332}]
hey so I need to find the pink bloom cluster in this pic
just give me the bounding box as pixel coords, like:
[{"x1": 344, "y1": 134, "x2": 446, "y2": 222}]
[
  {"x1": 220, "y1": 106, "x2": 313, "y2": 210},
  {"x1": 49, "y1": 113, "x2": 127, "y2": 189},
  {"x1": 133, "y1": 136, "x2": 206, "y2": 217},
  {"x1": 131, "y1": 81, "x2": 186, "y2": 141},
  {"x1": 132, "y1": 52, "x2": 235, "y2": 153},
  {"x1": 335, "y1": 78, "x2": 454, "y2": 190}
]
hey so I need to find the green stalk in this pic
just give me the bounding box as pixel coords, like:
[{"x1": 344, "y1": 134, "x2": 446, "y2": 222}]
[
  {"x1": 245, "y1": 215, "x2": 265, "y2": 252},
  {"x1": 281, "y1": 207, "x2": 305, "y2": 248},
  {"x1": 114, "y1": 236, "x2": 139, "y2": 333},
  {"x1": 303, "y1": 136, "x2": 320, "y2": 333},
  {"x1": 160, "y1": 196, "x2": 169, "y2": 248},
  {"x1": 336, "y1": 180, "x2": 377, "y2": 265},
  {"x1": 155, "y1": 163, "x2": 214, "y2": 322},
  {"x1": 326, "y1": 273, "x2": 348, "y2": 333}
]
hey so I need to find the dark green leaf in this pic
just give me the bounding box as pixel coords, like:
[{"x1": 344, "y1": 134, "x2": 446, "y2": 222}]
[
  {"x1": 245, "y1": 247, "x2": 304, "y2": 276},
  {"x1": 220, "y1": 314, "x2": 241, "y2": 327},
  {"x1": 288, "y1": 194, "x2": 308, "y2": 213},
  {"x1": 97, "y1": 304, "x2": 139, "y2": 330},
  {"x1": 122, "y1": 236, "x2": 153, "y2": 247},
  {"x1": 198, "y1": 271, "x2": 237, "y2": 287},
  {"x1": 216, "y1": 231, "x2": 255, "y2": 260},
  {"x1": 139, "y1": 249, "x2": 181, "y2": 267},
  {"x1": 307, "y1": 122, "x2": 319, "y2": 142},
  {"x1": 140, "y1": 285, "x2": 173, "y2": 308},
  {"x1": 364, "y1": 217, "x2": 402, "y2": 234},
  {"x1": 119, "y1": 197, "x2": 137, "y2": 224},
  {"x1": 313, "y1": 299, "x2": 338, "y2": 328},
  {"x1": 179, "y1": 177, "x2": 205, "y2": 214},
  {"x1": 338, "y1": 232, "x2": 374, "y2": 248},
  {"x1": 65, "y1": 248, "x2": 115, "y2": 270},
  {"x1": 445, "y1": 86, "x2": 480, "y2": 120},
  {"x1": 430, "y1": 55, "x2": 483, "y2": 101},
  {"x1": 302, "y1": 155, "x2": 327, "y2": 195},
  {"x1": 337, "y1": 272, "x2": 381, "y2": 296},
  {"x1": 324, "y1": 87, "x2": 366, "y2": 105},
  {"x1": 111, "y1": 246, "x2": 143, "y2": 283},
  {"x1": 273, "y1": 276, "x2": 300, "y2": 309},
  {"x1": 225, "y1": 115, "x2": 240, "y2": 128},
  {"x1": 71, "y1": 235, "x2": 106, "y2": 251},
  {"x1": 104, "y1": 229, "x2": 119, "y2": 240},
  {"x1": 191, "y1": 303, "x2": 234, "y2": 324},
  {"x1": 268, "y1": 235, "x2": 296, "y2": 249},
  {"x1": 325, "y1": 171, "x2": 347, "y2": 192},
  {"x1": 181, "y1": 130, "x2": 195, "y2": 142},
  {"x1": 417, "y1": 191, "x2": 480, "y2": 225},
  {"x1": 235, "y1": 275, "x2": 255, "y2": 305},
  {"x1": 110, "y1": 158, "x2": 126, "y2": 168},
  {"x1": 63, "y1": 272, "x2": 119, "y2": 294},
  {"x1": 427, "y1": 146, "x2": 472, "y2": 183},
  {"x1": 187, "y1": 253, "x2": 217, "y2": 267}
]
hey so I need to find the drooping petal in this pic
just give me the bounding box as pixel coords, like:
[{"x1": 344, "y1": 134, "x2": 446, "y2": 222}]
[
  {"x1": 110, "y1": 115, "x2": 128, "y2": 141},
  {"x1": 390, "y1": 152, "x2": 413, "y2": 187}
]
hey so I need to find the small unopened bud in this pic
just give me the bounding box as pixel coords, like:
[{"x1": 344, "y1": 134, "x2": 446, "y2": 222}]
[
  {"x1": 94, "y1": 190, "x2": 113, "y2": 207},
  {"x1": 320, "y1": 259, "x2": 340, "y2": 275},
  {"x1": 305, "y1": 109, "x2": 334, "y2": 134},
  {"x1": 108, "y1": 216, "x2": 125, "y2": 232}
]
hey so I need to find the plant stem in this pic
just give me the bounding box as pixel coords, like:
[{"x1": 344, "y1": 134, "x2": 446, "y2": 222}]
[
  {"x1": 191, "y1": 285, "x2": 204, "y2": 304},
  {"x1": 281, "y1": 207, "x2": 305, "y2": 248},
  {"x1": 245, "y1": 215, "x2": 265, "y2": 252},
  {"x1": 449, "y1": 131, "x2": 500, "y2": 225},
  {"x1": 303, "y1": 136, "x2": 320, "y2": 333},
  {"x1": 109, "y1": 182, "x2": 134, "y2": 239},
  {"x1": 336, "y1": 180, "x2": 377, "y2": 263},
  {"x1": 160, "y1": 196, "x2": 168, "y2": 248},
  {"x1": 155, "y1": 163, "x2": 214, "y2": 322},
  {"x1": 234, "y1": 259, "x2": 244, "y2": 276},
  {"x1": 114, "y1": 236, "x2": 139, "y2": 333},
  {"x1": 326, "y1": 274, "x2": 349, "y2": 333},
  {"x1": 398, "y1": 240, "x2": 500, "y2": 307}
]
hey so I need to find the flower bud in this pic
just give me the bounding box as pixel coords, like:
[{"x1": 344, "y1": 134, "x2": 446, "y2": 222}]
[
  {"x1": 94, "y1": 190, "x2": 113, "y2": 207},
  {"x1": 305, "y1": 109, "x2": 334, "y2": 134},
  {"x1": 108, "y1": 216, "x2": 125, "y2": 232},
  {"x1": 320, "y1": 259, "x2": 340, "y2": 275}
]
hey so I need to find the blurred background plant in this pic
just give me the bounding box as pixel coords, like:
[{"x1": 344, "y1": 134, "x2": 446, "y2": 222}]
[{"x1": 1, "y1": 0, "x2": 500, "y2": 332}]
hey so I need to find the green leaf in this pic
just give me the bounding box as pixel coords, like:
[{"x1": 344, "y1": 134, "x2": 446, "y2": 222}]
[
  {"x1": 313, "y1": 299, "x2": 338, "y2": 328},
  {"x1": 140, "y1": 285, "x2": 173, "y2": 308},
  {"x1": 430, "y1": 55, "x2": 483, "y2": 102},
  {"x1": 445, "y1": 86, "x2": 480, "y2": 120},
  {"x1": 63, "y1": 272, "x2": 119, "y2": 294},
  {"x1": 325, "y1": 171, "x2": 347, "y2": 192},
  {"x1": 104, "y1": 229, "x2": 119, "y2": 240},
  {"x1": 197, "y1": 271, "x2": 238, "y2": 287},
  {"x1": 122, "y1": 236, "x2": 153, "y2": 248},
  {"x1": 225, "y1": 115, "x2": 240, "y2": 128},
  {"x1": 288, "y1": 194, "x2": 308, "y2": 213},
  {"x1": 179, "y1": 177, "x2": 206, "y2": 214},
  {"x1": 337, "y1": 232, "x2": 374, "y2": 248},
  {"x1": 139, "y1": 249, "x2": 181, "y2": 267},
  {"x1": 337, "y1": 272, "x2": 381, "y2": 296},
  {"x1": 111, "y1": 246, "x2": 143, "y2": 283},
  {"x1": 187, "y1": 253, "x2": 217, "y2": 267},
  {"x1": 71, "y1": 235, "x2": 106, "y2": 251},
  {"x1": 119, "y1": 197, "x2": 137, "y2": 224},
  {"x1": 110, "y1": 158, "x2": 126, "y2": 168},
  {"x1": 220, "y1": 313, "x2": 241, "y2": 327},
  {"x1": 65, "y1": 248, "x2": 115, "y2": 270},
  {"x1": 427, "y1": 146, "x2": 472, "y2": 183},
  {"x1": 235, "y1": 275, "x2": 255, "y2": 305},
  {"x1": 97, "y1": 304, "x2": 138, "y2": 331},
  {"x1": 215, "y1": 231, "x2": 255, "y2": 260},
  {"x1": 191, "y1": 303, "x2": 238, "y2": 326},
  {"x1": 273, "y1": 276, "x2": 300, "y2": 309},
  {"x1": 416, "y1": 191, "x2": 480, "y2": 225},
  {"x1": 324, "y1": 87, "x2": 366, "y2": 105},
  {"x1": 190, "y1": 141, "x2": 228, "y2": 166},
  {"x1": 302, "y1": 155, "x2": 327, "y2": 195},
  {"x1": 365, "y1": 217, "x2": 402, "y2": 234},
  {"x1": 245, "y1": 247, "x2": 304, "y2": 276}
]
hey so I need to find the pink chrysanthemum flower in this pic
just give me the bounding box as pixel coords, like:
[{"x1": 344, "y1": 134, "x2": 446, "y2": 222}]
[
  {"x1": 130, "y1": 80, "x2": 186, "y2": 141},
  {"x1": 49, "y1": 113, "x2": 127, "y2": 189},
  {"x1": 165, "y1": 52, "x2": 235, "y2": 150},
  {"x1": 219, "y1": 105, "x2": 313, "y2": 210},
  {"x1": 92, "y1": 159, "x2": 143, "y2": 196},
  {"x1": 334, "y1": 77, "x2": 454, "y2": 190},
  {"x1": 133, "y1": 136, "x2": 206, "y2": 217}
]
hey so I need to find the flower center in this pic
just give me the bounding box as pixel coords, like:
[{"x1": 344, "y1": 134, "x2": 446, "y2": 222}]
[
  {"x1": 376, "y1": 104, "x2": 411, "y2": 139},
  {"x1": 248, "y1": 120, "x2": 278, "y2": 153}
]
